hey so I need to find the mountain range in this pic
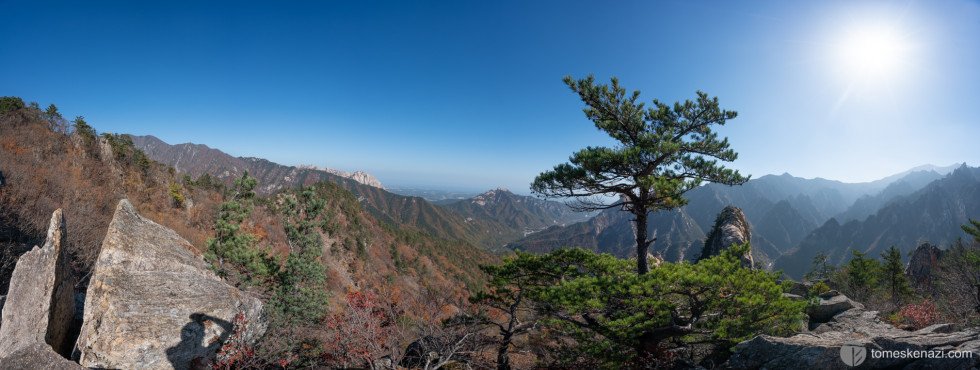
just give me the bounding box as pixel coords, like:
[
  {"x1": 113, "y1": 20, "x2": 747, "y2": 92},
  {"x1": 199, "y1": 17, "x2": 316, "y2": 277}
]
[
  {"x1": 132, "y1": 135, "x2": 978, "y2": 281},
  {"x1": 774, "y1": 165, "x2": 980, "y2": 279},
  {"x1": 132, "y1": 135, "x2": 585, "y2": 252},
  {"x1": 509, "y1": 164, "x2": 974, "y2": 278}
]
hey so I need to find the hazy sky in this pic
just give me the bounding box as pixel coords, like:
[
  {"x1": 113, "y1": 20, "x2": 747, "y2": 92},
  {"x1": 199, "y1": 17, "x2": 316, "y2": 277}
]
[{"x1": 3, "y1": 1, "x2": 978, "y2": 193}]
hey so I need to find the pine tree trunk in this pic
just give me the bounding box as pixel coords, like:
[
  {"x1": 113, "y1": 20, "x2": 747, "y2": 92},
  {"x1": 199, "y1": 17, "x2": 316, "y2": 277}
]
[
  {"x1": 635, "y1": 212, "x2": 649, "y2": 275},
  {"x1": 497, "y1": 334, "x2": 512, "y2": 370}
]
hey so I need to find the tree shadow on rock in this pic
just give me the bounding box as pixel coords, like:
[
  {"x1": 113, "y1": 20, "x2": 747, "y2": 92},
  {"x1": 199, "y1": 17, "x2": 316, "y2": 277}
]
[{"x1": 165, "y1": 313, "x2": 233, "y2": 370}]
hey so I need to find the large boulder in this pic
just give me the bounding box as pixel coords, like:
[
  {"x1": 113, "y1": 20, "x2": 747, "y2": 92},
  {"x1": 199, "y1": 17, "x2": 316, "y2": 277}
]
[
  {"x1": 807, "y1": 290, "x2": 865, "y2": 324},
  {"x1": 725, "y1": 298, "x2": 980, "y2": 369},
  {"x1": 74, "y1": 199, "x2": 265, "y2": 369},
  {"x1": 0, "y1": 209, "x2": 76, "y2": 358},
  {"x1": 698, "y1": 206, "x2": 753, "y2": 268},
  {"x1": 0, "y1": 343, "x2": 85, "y2": 370},
  {"x1": 906, "y1": 242, "x2": 944, "y2": 289}
]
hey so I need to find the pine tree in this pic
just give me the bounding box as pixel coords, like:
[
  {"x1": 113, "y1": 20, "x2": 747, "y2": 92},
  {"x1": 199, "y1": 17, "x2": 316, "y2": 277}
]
[
  {"x1": 269, "y1": 186, "x2": 331, "y2": 326},
  {"x1": 963, "y1": 219, "x2": 980, "y2": 242},
  {"x1": 456, "y1": 253, "x2": 544, "y2": 370},
  {"x1": 71, "y1": 115, "x2": 96, "y2": 140},
  {"x1": 880, "y1": 245, "x2": 913, "y2": 308},
  {"x1": 804, "y1": 250, "x2": 836, "y2": 282},
  {"x1": 205, "y1": 171, "x2": 277, "y2": 285},
  {"x1": 532, "y1": 76, "x2": 749, "y2": 274},
  {"x1": 834, "y1": 250, "x2": 881, "y2": 303},
  {"x1": 484, "y1": 243, "x2": 805, "y2": 367}
]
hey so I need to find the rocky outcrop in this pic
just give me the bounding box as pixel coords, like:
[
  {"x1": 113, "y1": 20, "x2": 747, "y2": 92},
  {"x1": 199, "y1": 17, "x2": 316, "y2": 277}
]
[
  {"x1": 906, "y1": 242, "x2": 944, "y2": 288},
  {"x1": 74, "y1": 199, "x2": 265, "y2": 370},
  {"x1": 298, "y1": 164, "x2": 385, "y2": 189},
  {"x1": 725, "y1": 292, "x2": 980, "y2": 369},
  {"x1": 807, "y1": 290, "x2": 864, "y2": 324},
  {"x1": 0, "y1": 343, "x2": 85, "y2": 369},
  {"x1": 0, "y1": 209, "x2": 76, "y2": 358},
  {"x1": 698, "y1": 206, "x2": 753, "y2": 268}
]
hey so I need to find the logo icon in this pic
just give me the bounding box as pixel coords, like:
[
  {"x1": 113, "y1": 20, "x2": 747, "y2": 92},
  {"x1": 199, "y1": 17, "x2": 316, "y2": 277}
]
[{"x1": 840, "y1": 342, "x2": 867, "y2": 366}]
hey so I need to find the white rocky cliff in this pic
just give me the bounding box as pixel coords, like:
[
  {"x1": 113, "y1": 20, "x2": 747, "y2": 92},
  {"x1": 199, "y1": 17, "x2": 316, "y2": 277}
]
[{"x1": 298, "y1": 164, "x2": 385, "y2": 189}]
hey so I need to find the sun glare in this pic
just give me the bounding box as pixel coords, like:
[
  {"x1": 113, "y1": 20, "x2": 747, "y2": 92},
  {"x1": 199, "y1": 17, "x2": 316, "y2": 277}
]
[{"x1": 835, "y1": 24, "x2": 911, "y2": 82}]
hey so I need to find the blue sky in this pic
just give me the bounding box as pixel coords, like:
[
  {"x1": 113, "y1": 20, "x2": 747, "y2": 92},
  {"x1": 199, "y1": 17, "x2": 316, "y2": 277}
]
[{"x1": 2, "y1": 1, "x2": 978, "y2": 193}]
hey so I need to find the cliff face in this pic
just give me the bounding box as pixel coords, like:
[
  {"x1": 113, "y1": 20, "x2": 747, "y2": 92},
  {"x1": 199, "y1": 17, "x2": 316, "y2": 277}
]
[{"x1": 905, "y1": 242, "x2": 944, "y2": 289}]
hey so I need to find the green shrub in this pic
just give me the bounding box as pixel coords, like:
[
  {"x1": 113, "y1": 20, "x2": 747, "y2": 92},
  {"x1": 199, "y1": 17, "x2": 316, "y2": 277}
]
[
  {"x1": 809, "y1": 281, "x2": 830, "y2": 296},
  {"x1": 0, "y1": 96, "x2": 25, "y2": 114}
]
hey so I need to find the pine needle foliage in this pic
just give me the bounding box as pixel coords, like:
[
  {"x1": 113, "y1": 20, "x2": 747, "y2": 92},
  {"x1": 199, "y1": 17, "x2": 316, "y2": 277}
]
[
  {"x1": 205, "y1": 171, "x2": 278, "y2": 285},
  {"x1": 474, "y1": 243, "x2": 804, "y2": 367},
  {"x1": 268, "y1": 185, "x2": 331, "y2": 326},
  {"x1": 532, "y1": 75, "x2": 749, "y2": 274}
]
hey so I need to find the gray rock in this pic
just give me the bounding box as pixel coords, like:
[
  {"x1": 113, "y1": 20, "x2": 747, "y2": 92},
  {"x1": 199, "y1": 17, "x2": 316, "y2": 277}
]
[
  {"x1": 725, "y1": 305, "x2": 980, "y2": 369},
  {"x1": 807, "y1": 291, "x2": 864, "y2": 324},
  {"x1": 0, "y1": 209, "x2": 76, "y2": 357},
  {"x1": 783, "y1": 280, "x2": 812, "y2": 297},
  {"x1": 0, "y1": 343, "x2": 84, "y2": 369},
  {"x1": 698, "y1": 206, "x2": 753, "y2": 268},
  {"x1": 915, "y1": 323, "x2": 958, "y2": 334},
  {"x1": 74, "y1": 199, "x2": 265, "y2": 370},
  {"x1": 809, "y1": 308, "x2": 901, "y2": 335},
  {"x1": 373, "y1": 355, "x2": 395, "y2": 370}
]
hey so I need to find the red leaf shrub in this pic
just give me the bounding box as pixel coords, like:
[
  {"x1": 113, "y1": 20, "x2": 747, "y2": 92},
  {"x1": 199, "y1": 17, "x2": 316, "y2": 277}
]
[
  {"x1": 319, "y1": 290, "x2": 402, "y2": 368},
  {"x1": 900, "y1": 299, "x2": 939, "y2": 330}
]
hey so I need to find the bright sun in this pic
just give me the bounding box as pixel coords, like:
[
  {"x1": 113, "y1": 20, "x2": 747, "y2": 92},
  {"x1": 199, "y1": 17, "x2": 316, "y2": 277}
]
[{"x1": 836, "y1": 25, "x2": 911, "y2": 83}]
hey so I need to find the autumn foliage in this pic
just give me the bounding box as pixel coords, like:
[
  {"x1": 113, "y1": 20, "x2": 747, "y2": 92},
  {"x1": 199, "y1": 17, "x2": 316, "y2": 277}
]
[
  {"x1": 899, "y1": 299, "x2": 940, "y2": 330},
  {"x1": 319, "y1": 290, "x2": 401, "y2": 368}
]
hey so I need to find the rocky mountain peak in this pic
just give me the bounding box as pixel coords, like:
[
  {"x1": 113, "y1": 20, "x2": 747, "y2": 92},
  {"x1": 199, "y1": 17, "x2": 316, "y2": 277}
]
[
  {"x1": 297, "y1": 164, "x2": 385, "y2": 189},
  {"x1": 698, "y1": 206, "x2": 753, "y2": 268},
  {"x1": 471, "y1": 187, "x2": 513, "y2": 206}
]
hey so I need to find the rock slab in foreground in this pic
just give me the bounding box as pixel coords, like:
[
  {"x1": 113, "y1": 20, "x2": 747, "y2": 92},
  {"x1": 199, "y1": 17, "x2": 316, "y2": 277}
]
[
  {"x1": 806, "y1": 290, "x2": 865, "y2": 324},
  {"x1": 725, "y1": 306, "x2": 980, "y2": 369},
  {"x1": 0, "y1": 209, "x2": 76, "y2": 357},
  {"x1": 0, "y1": 343, "x2": 84, "y2": 369},
  {"x1": 75, "y1": 200, "x2": 265, "y2": 369}
]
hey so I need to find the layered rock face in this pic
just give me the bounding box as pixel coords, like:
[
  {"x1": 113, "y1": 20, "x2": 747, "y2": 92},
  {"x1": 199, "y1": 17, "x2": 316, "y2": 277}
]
[
  {"x1": 0, "y1": 209, "x2": 76, "y2": 357},
  {"x1": 906, "y1": 242, "x2": 944, "y2": 288},
  {"x1": 698, "y1": 206, "x2": 753, "y2": 268},
  {"x1": 725, "y1": 291, "x2": 980, "y2": 369},
  {"x1": 74, "y1": 199, "x2": 265, "y2": 369}
]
